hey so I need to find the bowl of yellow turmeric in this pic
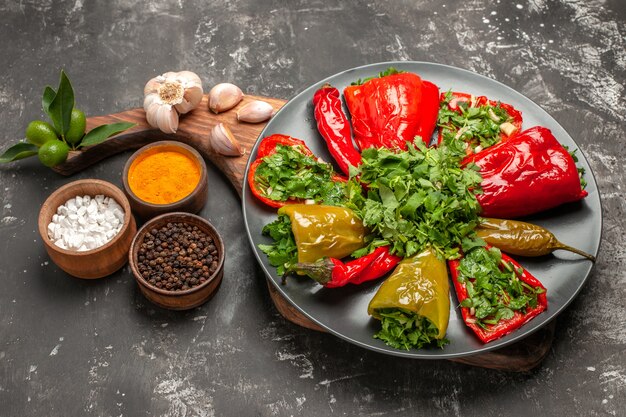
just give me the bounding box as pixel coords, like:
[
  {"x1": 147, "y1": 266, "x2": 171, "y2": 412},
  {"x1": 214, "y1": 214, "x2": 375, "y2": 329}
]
[{"x1": 123, "y1": 141, "x2": 208, "y2": 220}]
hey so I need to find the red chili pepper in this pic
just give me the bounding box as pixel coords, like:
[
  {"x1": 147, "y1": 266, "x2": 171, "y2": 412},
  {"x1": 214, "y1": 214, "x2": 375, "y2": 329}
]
[
  {"x1": 344, "y1": 72, "x2": 435, "y2": 151},
  {"x1": 437, "y1": 91, "x2": 523, "y2": 145},
  {"x1": 463, "y1": 126, "x2": 588, "y2": 218},
  {"x1": 448, "y1": 249, "x2": 548, "y2": 343},
  {"x1": 313, "y1": 84, "x2": 362, "y2": 176},
  {"x1": 414, "y1": 80, "x2": 440, "y2": 145},
  {"x1": 292, "y1": 246, "x2": 401, "y2": 288},
  {"x1": 247, "y1": 134, "x2": 347, "y2": 208}
]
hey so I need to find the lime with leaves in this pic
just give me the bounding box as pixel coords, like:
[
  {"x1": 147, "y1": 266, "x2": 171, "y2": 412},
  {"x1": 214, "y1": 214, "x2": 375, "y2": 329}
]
[
  {"x1": 65, "y1": 108, "x2": 86, "y2": 145},
  {"x1": 25, "y1": 120, "x2": 58, "y2": 147},
  {"x1": 38, "y1": 140, "x2": 69, "y2": 167}
]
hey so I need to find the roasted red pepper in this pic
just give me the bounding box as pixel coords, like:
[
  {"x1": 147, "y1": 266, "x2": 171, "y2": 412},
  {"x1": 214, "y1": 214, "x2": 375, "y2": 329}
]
[
  {"x1": 292, "y1": 246, "x2": 401, "y2": 288},
  {"x1": 344, "y1": 72, "x2": 439, "y2": 150},
  {"x1": 313, "y1": 84, "x2": 362, "y2": 175},
  {"x1": 248, "y1": 134, "x2": 346, "y2": 208},
  {"x1": 437, "y1": 91, "x2": 523, "y2": 146},
  {"x1": 464, "y1": 126, "x2": 588, "y2": 218},
  {"x1": 414, "y1": 80, "x2": 440, "y2": 145},
  {"x1": 448, "y1": 247, "x2": 547, "y2": 343}
]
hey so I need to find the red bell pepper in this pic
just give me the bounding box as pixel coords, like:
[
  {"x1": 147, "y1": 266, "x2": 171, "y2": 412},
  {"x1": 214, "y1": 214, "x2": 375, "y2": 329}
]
[
  {"x1": 344, "y1": 72, "x2": 439, "y2": 150},
  {"x1": 256, "y1": 134, "x2": 313, "y2": 158},
  {"x1": 464, "y1": 126, "x2": 588, "y2": 218},
  {"x1": 437, "y1": 91, "x2": 523, "y2": 147},
  {"x1": 313, "y1": 84, "x2": 362, "y2": 176},
  {"x1": 247, "y1": 134, "x2": 346, "y2": 208},
  {"x1": 414, "y1": 80, "x2": 440, "y2": 145},
  {"x1": 292, "y1": 246, "x2": 401, "y2": 288},
  {"x1": 448, "y1": 248, "x2": 548, "y2": 343}
]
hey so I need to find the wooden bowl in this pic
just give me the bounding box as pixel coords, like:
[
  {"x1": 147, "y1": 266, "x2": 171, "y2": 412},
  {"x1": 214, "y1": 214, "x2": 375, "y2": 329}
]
[
  {"x1": 122, "y1": 141, "x2": 208, "y2": 220},
  {"x1": 38, "y1": 179, "x2": 137, "y2": 279},
  {"x1": 129, "y1": 212, "x2": 225, "y2": 310}
]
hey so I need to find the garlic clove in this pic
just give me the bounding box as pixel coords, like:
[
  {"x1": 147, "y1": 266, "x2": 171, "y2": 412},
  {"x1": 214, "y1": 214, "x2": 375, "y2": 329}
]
[
  {"x1": 210, "y1": 123, "x2": 244, "y2": 156},
  {"x1": 154, "y1": 104, "x2": 179, "y2": 134},
  {"x1": 208, "y1": 83, "x2": 244, "y2": 114},
  {"x1": 175, "y1": 84, "x2": 203, "y2": 114},
  {"x1": 144, "y1": 76, "x2": 162, "y2": 95},
  {"x1": 236, "y1": 100, "x2": 275, "y2": 123}
]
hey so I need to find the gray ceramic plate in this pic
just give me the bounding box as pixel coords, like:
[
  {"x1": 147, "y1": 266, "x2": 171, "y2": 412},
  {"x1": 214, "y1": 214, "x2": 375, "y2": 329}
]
[{"x1": 242, "y1": 61, "x2": 601, "y2": 359}]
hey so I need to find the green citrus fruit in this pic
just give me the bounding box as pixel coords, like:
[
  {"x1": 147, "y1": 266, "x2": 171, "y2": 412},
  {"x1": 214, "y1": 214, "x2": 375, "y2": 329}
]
[
  {"x1": 38, "y1": 140, "x2": 69, "y2": 167},
  {"x1": 65, "y1": 108, "x2": 86, "y2": 145},
  {"x1": 25, "y1": 120, "x2": 58, "y2": 147}
]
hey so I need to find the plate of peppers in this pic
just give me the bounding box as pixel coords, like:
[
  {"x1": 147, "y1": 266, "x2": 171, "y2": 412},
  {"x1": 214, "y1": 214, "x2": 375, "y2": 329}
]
[{"x1": 243, "y1": 62, "x2": 601, "y2": 359}]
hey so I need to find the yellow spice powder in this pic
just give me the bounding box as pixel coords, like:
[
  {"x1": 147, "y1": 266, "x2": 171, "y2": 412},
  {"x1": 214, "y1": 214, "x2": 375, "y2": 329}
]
[{"x1": 128, "y1": 150, "x2": 201, "y2": 204}]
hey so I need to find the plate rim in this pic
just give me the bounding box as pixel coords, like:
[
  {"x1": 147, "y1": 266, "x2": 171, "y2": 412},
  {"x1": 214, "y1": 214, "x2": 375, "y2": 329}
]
[{"x1": 242, "y1": 60, "x2": 602, "y2": 359}]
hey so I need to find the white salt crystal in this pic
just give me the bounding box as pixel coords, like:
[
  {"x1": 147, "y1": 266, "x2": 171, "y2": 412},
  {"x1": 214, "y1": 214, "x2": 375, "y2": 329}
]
[{"x1": 47, "y1": 194, "x2": 125, "y2": 252}]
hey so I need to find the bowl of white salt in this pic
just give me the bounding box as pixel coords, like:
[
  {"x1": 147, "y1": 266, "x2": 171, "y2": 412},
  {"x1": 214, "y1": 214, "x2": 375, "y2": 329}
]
[{"x1": 38, "y1": 179, "x2": 137, "y2": 279}]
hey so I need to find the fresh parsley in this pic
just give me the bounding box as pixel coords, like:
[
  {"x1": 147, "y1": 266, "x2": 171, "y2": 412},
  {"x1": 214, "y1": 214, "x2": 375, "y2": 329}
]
[
  {"x1": 374, "y1": 308, "x2": 448, "y2": 350},
  {"x1": 347, "y1": 140, "x2": 483, "y2": 259},
  {"x1": 254, "y1": 144, "x2": 347, "y2": 206},
  {"x1": 351, "y1": 67, "x2": 405, "y2": 86},
  {"x1": 437, "y1": 91, "x2": 511, "y2": 154},
  {"x1": 258, "y1": 214, "x2": 298, "y2": 276},
  {"x1": 456, "y1": 246, "x2": 544, "y2": 329},
  {"x1": 564, "y1": 145, "x2": 588, "y2": 190}
]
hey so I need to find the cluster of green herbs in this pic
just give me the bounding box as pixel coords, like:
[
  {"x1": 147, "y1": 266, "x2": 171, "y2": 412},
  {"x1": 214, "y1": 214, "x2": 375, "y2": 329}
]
[
  {"x1": 456, "y1": 246, "x2": 545, "y2": 329},
  {"x1": 374, "y1": 308, "x2": 448, "y2": 350},
  {"x1": 437, "y1": 91, "x2": 510, "y2": 153},
  {"x1": 254, "y1": 144, "x2": 347, "y2": 206},
  {"x1": 258, "y1": 214, "x2": 298, "y2": 276},
  {"x1": 565, "y1": 146, "x2": 588, "y2": 190},
  {"x1": 350, "y1": 67, "x2": 405, "y2": 86},
  {"x1": 346, "y1": 140, "x2": 483, "y2": 259}
]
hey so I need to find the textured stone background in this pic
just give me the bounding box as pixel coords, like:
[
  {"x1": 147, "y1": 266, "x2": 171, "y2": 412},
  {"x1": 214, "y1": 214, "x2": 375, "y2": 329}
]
[{"x1": 0, "y1": 1, "x2": 624, "y2": 416}]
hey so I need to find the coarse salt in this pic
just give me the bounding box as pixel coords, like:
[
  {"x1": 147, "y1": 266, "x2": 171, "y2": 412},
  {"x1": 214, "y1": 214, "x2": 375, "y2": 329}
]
[{"x1": 47, "y1": 194, "x2": 125, "y2": 252}]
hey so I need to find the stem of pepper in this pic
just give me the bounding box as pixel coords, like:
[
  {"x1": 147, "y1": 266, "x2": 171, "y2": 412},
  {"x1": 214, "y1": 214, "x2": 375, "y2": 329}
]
[{"x1": 552, "y1": 243, "x2": 596, "y2": 262}]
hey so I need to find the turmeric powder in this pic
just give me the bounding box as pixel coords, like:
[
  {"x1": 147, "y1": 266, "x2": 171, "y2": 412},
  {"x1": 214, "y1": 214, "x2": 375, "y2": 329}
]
[{"x1": 128, "y1": 149, "x2": 201, "y2": 205}]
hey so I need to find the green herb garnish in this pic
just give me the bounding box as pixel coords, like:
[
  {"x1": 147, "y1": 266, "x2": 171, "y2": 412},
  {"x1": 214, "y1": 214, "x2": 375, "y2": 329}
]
[
  {"x1": 456, "y1": 246, "x2": 544, "y2": 329},
  {"x1": 351, "y1": 67, "x2": 405, "y2": 86},
  {"x1": 254, "y1": 144, "x2": 347, "y2": 206},
  {"x1": 374, "y1": 308, "x2": 448, "y2": 350},
  {"x1": 258, "y1": 214, "x2": 298, "y2": 276},
  {"x1": 437, "y1": 91, "x2": 511, "y2": 154},
  {"x1": 565, "y1": 146, "x2": 588, "y2": 190},
  {"x1": 347, "y1": 140, "x2": 483, "y2": 259}
]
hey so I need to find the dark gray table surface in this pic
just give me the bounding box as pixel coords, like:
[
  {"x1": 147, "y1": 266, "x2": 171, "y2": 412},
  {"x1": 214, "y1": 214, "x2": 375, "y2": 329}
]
[{"x1": 1, "y1": 1, "x2": 625, "y2": 416}]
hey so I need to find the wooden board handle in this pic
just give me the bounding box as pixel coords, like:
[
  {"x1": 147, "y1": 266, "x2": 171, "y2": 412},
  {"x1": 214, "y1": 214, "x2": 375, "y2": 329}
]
[{"x1": 52, "y1": 94, "x2": 287, "y2": 197}]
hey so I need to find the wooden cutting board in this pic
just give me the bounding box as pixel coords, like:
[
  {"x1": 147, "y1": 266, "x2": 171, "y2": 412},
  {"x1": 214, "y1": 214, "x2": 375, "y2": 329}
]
[{"x1": 53, "y1": 94, "x2": 555, "y2": 372}]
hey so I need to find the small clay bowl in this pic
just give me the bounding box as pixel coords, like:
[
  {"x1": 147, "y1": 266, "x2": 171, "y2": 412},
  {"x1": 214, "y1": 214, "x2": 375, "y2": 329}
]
[
  {"x1": 122, "y1": 141, "x2": 208, "y2": 220},
  {"x1": 129, "y1": 212, "x2": 225, "y2": 310},
  {"x1": 38, "y1": 179, "x2": 137, "y2": 279}
]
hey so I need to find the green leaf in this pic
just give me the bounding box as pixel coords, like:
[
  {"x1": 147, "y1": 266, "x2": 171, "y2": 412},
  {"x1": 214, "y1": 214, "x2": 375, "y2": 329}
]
[
  {"x1": 373, "y1": 308, "x2": 448, "y2": 350},
  {"x1": 48, "y1": 70, "x2": 75, "y2": 137},
  {"x1": 42, "y1": 86, "x2": 56, "y2": 119},
  {"x1": 0, "y1": 142, "x2": 39, "y2": 163},
  {"x1": 79, "y1": 122, "x2": 135, "y2": 148}
]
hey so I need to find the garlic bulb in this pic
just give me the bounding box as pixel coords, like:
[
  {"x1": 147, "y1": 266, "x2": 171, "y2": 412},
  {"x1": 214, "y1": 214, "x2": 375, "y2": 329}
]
[
  {"x1": 208, "y1": 83, "x2": 244, "y2": 114},
  {"x1": 210, "y1": 123, "x2": 244, "y2": 156},
  {"x1": 143, "y1": 71, "x2": 203, "y2": 134},
  {"x1": 237, "y1": 100, "x2": 275, "y2": 123}
]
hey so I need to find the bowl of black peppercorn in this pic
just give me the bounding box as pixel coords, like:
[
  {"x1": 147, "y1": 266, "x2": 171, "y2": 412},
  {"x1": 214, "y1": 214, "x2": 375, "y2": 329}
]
[{"x1": 129, "y1": 212, "x2": 225, "y2": 310}]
